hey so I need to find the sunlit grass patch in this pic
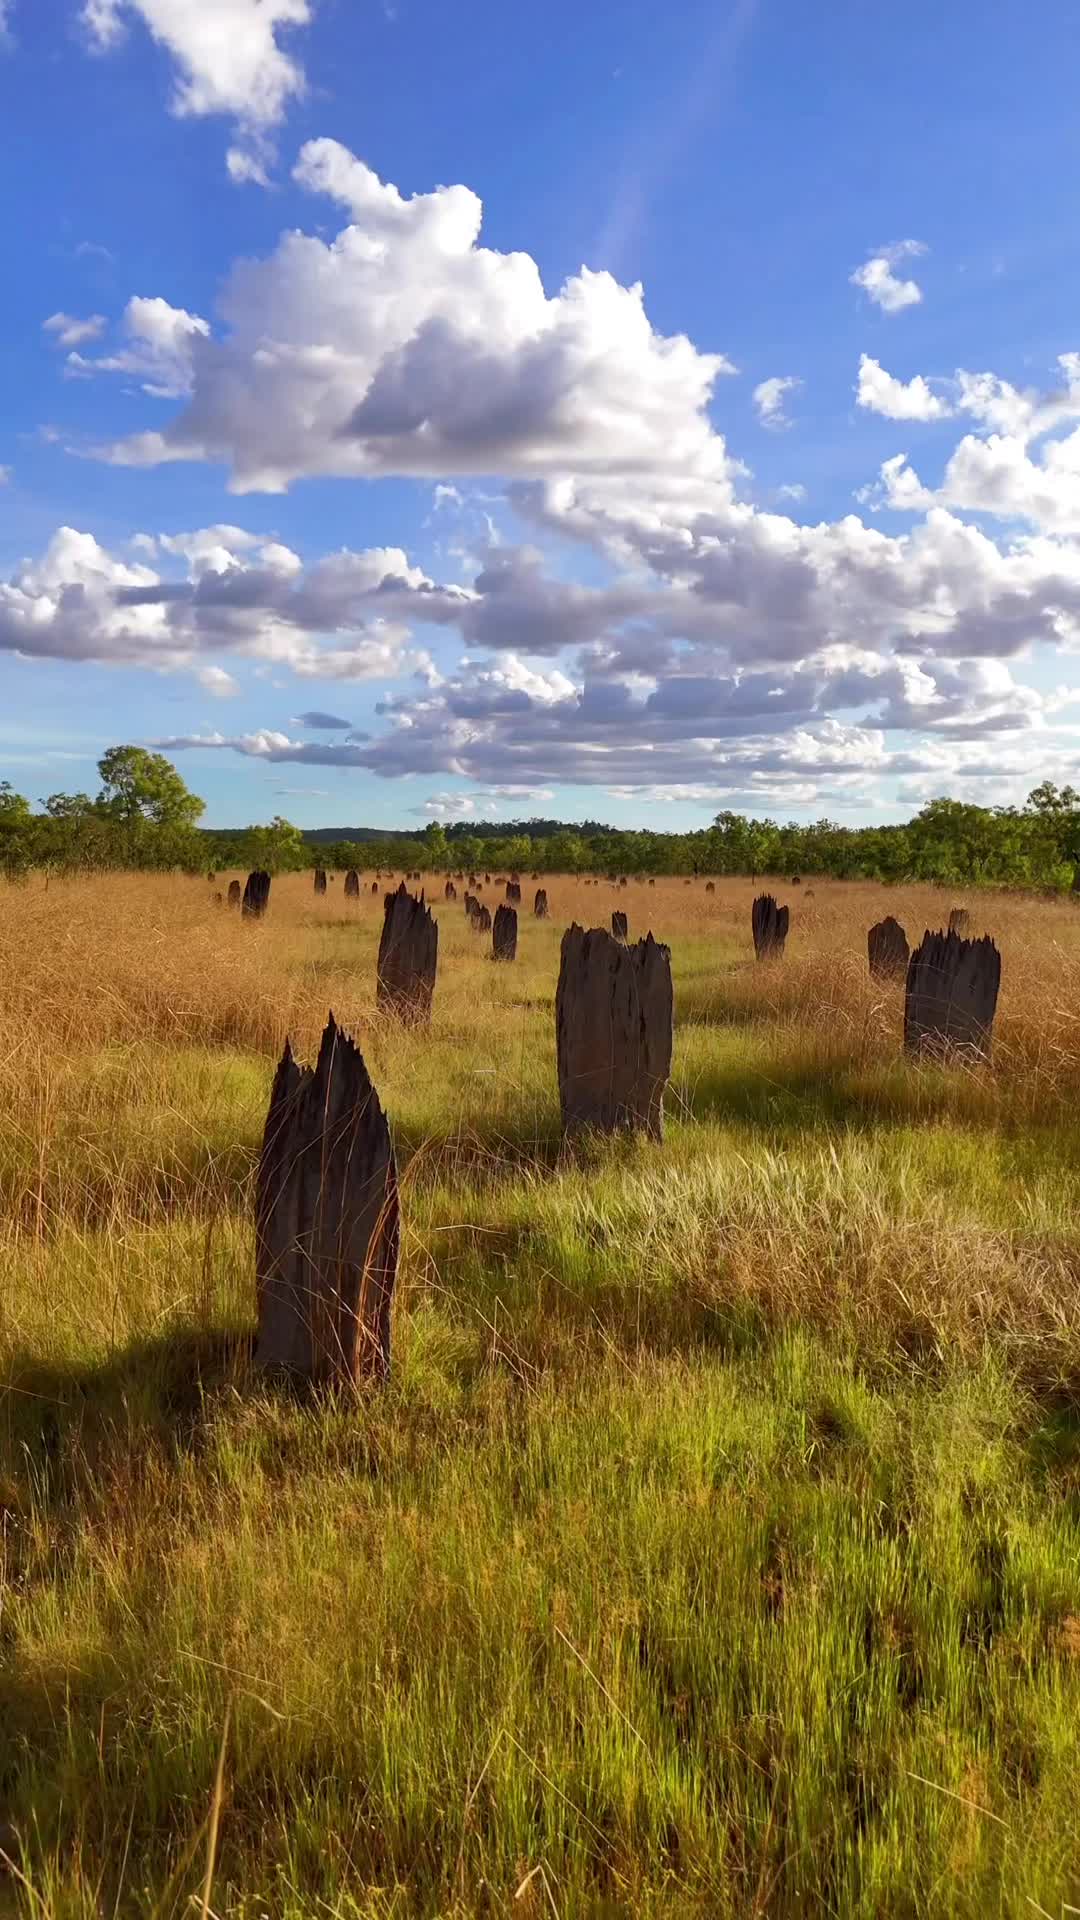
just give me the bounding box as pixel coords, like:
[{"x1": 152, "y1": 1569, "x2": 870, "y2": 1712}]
[
  {"x1": 4, "y1": 869, "x2": 1080, "y2": 1913},
  {"x1": 3, "y1": 1343, "x2": 1080, "y2": 1916}
]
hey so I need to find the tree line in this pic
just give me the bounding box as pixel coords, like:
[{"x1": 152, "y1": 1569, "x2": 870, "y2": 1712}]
[{"x1": 3, "y1": 748, "x2": 1080, "y2": 893}]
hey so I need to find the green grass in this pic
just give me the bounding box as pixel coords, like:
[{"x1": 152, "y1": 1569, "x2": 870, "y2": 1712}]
[
  {"x1": 4, "y1": 873, "x2": 1080, "y2": 1915},
  {"x1": 5, "y1": 1313, "x2": 1080, "y2": 1917}
]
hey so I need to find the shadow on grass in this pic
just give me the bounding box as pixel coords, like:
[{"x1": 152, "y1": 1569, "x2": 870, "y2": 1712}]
[
  {"x1": 673, "y1": 1058, "x2": 920, "y2": 1136},
  {"x1": 1026, "y1": 1401, "x2": 1080, "y2": 1499},
  {"x1": 422, "y1": 1231, "x2": 775, "y2": 1382},
  {"x1": 3, "y1": 1325, "x2": 256, "y2": 1480}
]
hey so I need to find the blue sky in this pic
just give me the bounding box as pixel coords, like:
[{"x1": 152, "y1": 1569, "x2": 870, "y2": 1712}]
[{"x1": 3, "y1": 0, "x2": 1080, "y2": 830}]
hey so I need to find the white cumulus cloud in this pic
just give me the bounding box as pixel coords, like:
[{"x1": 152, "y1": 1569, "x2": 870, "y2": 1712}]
[
  {"x1": 80, "y1": 0, "x2": 312, "y2": 176},
  {"x1": 850, "y1": 240, "x2": 926, "y2": 314},
  {"x1": 67, "y1": 296, "x2": 210, "y2": 397},
  {"x1": 196, "y1": 665, "x2": 240, "y2": 697},
  {"x1": 92, "y1": 138, "x2": 738, "y2": 498},
  {"x1": 0, "y1": 524, "x2": 445, "y2": 686},
  {"x1": 856, "y1": 354, "x2": 951, "y2": 421}
]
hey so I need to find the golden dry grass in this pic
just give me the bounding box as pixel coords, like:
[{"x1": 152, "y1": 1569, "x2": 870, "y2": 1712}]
[{"x1": 3, "y1": 868, "x2": 1080, "y2": 1917}]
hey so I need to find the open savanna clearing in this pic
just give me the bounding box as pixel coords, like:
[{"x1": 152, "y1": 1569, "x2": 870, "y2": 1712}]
[{"x1": 3, "y1": 871, "x2": 1080, "y2": 1918}]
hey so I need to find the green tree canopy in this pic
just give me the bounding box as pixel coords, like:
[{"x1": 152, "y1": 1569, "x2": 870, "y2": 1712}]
[{"x1": 96, "y1": 747, "x2": 205, "y2": 830}]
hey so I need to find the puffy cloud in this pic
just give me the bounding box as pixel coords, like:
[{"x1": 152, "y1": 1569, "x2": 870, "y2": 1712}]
[
  {"x1": 516, "y1": 468, "x2": 1080, "y2": 667},
  {"x1": 851, "y1": 348, "x2": 1080, "y2": 537},
  {"x1": 196, "y1": 665, "x2": 240, "y2": 697},
  {"x1": 855, "y1": 452, "x2": 936, "y2": 513},
  {"x1": 153, "y1": 712, "x2": 890, "y2": 791},
  {"x1": 954, "y1": 368, "x2": 1038, "y2": 438},
  {"x1": 43, "y1": 311, "x2": 107, "y2": 349},
  {"x1": 175, "y1": 709, "x2": 986, "y2": 804},
  {"x1": 939, "y1": 431, "x2": 1080, "y2": 533},
  {"x1": 859, "y1": 428, "x2": 1080, "y2": 537},
  {"x1": 857, "y1": 354, "x2": 1080, "y2": 441},
  {"x1": 753, "y1": 375, "x2": 801, "y2": 430},
  {"x1": 0, "y1": 526, "x2": 188, "y2": 670},
  {"x1": 12, "y1": 477, "x2": 1080, "y2": 749},
  {"x1": 0, "y1": 524, "x2": 442, "y2": 684},
  {"x1": 68, "y1": 296, "x2": 209, "y2": 397},
  {"x1": 154, "y1": 637, "x2": 1055, "y2": 797},
  {"x1": 22, "y1": 149, "x2": 1080, "y2": 809},
  {"x1": 856, "y1": 354, "x2": 951, "y2": 421},
  {"x1": 850, "y1": 240, "x2": 926, "y2": 314},
  {"x1": 80, "y1": 0, "x2": 311, "y2": 177},
  {"x1": 93, "y1": 139, "x2": 738, "y2": 497}
]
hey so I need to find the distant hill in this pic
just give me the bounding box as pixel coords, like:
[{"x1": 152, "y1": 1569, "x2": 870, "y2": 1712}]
[
  {"x1": 300, "y1": 826, "x2": 419, "y2": 844},
  {"x1": 300, "y1": 818, "x2": 615, "y2": 844}
]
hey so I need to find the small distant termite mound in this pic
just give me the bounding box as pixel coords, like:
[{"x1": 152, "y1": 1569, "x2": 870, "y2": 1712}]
[
  {"x1": 752, "y1": 893, "x2": 789, "y2": 960},
  {"x1": 493, "y1": 903, "x2": 518, "y2": 960},
  {"x1": 868, "y1": 916, "x2": 909, "y2": 981}
]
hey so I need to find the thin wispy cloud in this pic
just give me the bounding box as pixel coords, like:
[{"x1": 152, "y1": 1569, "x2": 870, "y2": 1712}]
[
  {"x1": 595, "y1": 0, "x2": 758, "y2": 273},
  {"x1": 43, "y1": 311, "x2": 107, "y2": 349},
  {"x1": 753, "y1": 375, "x2": 801, "y2": 430}
]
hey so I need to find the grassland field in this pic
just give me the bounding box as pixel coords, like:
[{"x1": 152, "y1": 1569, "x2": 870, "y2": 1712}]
[{"x1": 3, "y1": 869, "x2": 1080, "y2": 1919}]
